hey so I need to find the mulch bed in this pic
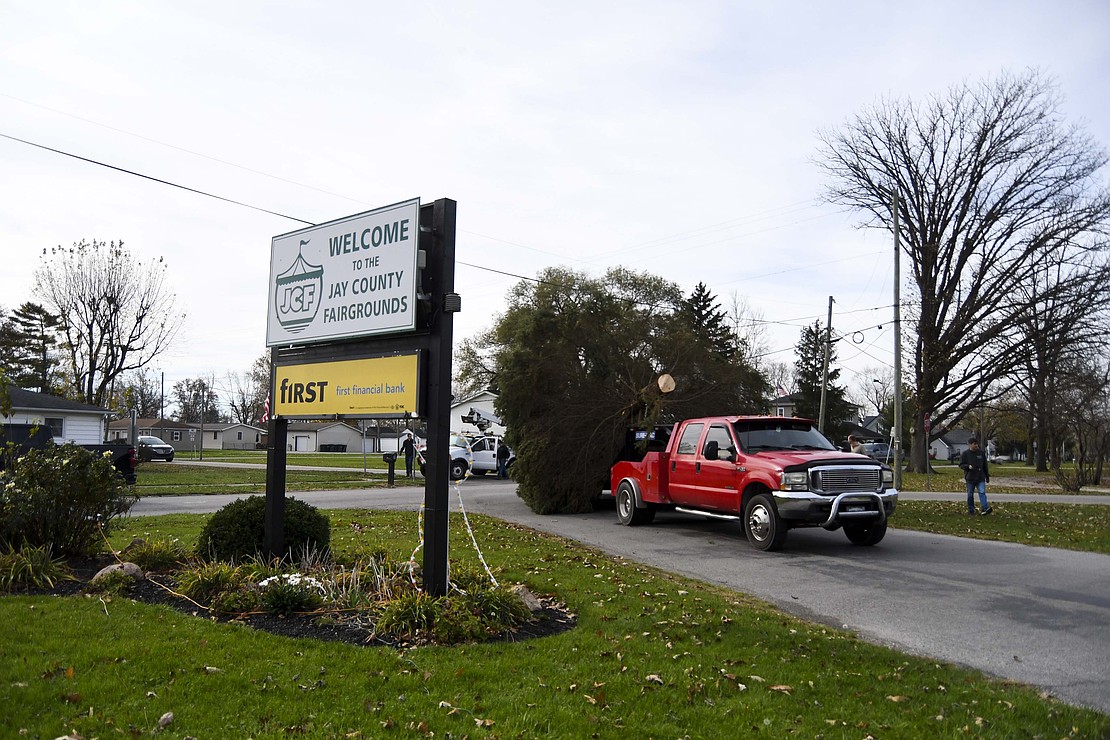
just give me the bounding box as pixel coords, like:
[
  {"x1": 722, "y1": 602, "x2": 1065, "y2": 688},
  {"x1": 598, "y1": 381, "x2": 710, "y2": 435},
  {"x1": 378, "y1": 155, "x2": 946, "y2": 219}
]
[{"x1": 19, "y1": 555, "x2": 576, "y2": 648}]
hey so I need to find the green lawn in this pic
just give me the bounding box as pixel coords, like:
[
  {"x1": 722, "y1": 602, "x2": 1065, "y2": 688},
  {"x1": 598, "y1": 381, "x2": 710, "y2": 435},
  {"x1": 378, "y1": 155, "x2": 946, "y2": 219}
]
[
  {"x1": 188, "y1": 449, "x2": 390, "y2": 469},
  {"x1": 1, "y1": 509, "x2": 1106, "y2": 738},
  {"x1": 893, "y1": 500, "x2": 1110, "y2": 554},
  {"x1": 134, "y1": 462, "x2": 387, "y2": 495}
]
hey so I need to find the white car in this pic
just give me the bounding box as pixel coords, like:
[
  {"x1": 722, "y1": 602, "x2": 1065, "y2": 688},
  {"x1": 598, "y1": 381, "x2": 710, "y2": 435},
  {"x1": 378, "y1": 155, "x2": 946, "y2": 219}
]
[{"x1": 417, "y1": 433, "x2": 473, "y2": 480}]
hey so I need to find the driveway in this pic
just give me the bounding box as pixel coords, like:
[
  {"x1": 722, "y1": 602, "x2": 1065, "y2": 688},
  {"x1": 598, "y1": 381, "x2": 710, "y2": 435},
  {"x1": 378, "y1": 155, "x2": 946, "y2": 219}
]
[{"x1": 131, "y1": 481, "x2": 1110, "y2": 715}]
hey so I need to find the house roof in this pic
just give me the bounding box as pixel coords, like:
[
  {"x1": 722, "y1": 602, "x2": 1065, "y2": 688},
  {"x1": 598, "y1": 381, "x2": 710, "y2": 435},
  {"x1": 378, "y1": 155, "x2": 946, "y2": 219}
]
[
  {"x1": 287, "y1": 421, "x2": 362, "y2": 432},
  {"x1": 842, "y1": 422, "x2": 885, "y2": 442},
  {"x1": 7, "y1": 387, "x2": 109, "y2": 416},
  {"x1": 207, "y1": 423, "x2": 265, "y2": 432},
  {"x1": 108, "y1": 417, "x2": 199, "y2": 431},
  {"x1": 939, "y1": 428, "x2": 975, "y2": 445}
]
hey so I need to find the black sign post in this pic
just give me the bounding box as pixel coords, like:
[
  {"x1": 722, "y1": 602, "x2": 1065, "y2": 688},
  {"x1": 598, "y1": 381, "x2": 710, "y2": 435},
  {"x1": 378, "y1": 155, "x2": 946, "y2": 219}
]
[{"x1": 263, "y1": 198, "x2": 457, "y2": 596}]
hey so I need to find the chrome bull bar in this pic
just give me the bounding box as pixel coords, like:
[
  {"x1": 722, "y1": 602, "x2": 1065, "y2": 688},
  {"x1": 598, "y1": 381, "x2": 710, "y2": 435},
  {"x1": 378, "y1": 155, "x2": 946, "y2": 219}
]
[{"x1": 822, "y1": 492, "x2": 888, "y2": 529}]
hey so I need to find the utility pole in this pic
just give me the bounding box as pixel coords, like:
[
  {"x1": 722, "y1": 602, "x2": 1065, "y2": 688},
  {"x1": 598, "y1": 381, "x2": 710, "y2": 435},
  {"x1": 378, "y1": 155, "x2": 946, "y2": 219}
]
[
  {"x1": 818, "y1": 295, "x2": 833, "y2": 432},
  {"x1": 892, "y1": 190, "x2": 903, "y2": 490}
]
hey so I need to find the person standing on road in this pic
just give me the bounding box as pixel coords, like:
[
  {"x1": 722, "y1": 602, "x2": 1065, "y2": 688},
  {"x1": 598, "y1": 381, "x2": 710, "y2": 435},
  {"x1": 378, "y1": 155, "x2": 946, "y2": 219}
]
[
  {"x1": 960, "y1": 437, "x2": 992, "y2": 515},
  {"x1": 848, "y1": 435, "x2": 863, "y2": 454},
  {"x1": 496, "y1": 439, "x2": 511, "y2": 479},
  {"x1": 401, "y1": 432, "x2": 416, "y2": 478}
]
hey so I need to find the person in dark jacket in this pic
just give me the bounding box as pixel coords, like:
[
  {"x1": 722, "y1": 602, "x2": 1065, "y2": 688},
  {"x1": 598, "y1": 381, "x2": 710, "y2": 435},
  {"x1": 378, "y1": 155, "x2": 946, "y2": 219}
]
[
  {"x1": 959, "y1": 437, "x2": 992, "y2": 515},
  {"x1": 401, "y1": 433, "x2": 416, "y2": 478},
  {"x1": 496, "y1": 440, "x2": 511, "y2": 479}
]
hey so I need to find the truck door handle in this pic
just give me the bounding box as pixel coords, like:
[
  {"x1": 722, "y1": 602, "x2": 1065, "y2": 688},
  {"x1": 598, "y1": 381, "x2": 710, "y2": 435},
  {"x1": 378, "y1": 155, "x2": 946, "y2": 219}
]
[{"x1": 695, "y1": 462, "x2": 701, "y2": 473}]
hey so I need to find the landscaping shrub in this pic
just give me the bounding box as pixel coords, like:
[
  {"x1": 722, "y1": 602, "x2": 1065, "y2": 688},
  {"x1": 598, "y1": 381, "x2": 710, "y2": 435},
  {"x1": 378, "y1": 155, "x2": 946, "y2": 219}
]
[
  {"x1": 84, "y1": 568, "x2": 135, "y2": 596},
  {"x1": 124, "y1": 537, "x2": 190, "y2": 572},
  {"x1": 259, "y1": 573, "x2": 325, "y2": 615},
  {"x1": 0, "y1": 443, "x2": 135, "y2": 557},
  {"x1": 376, "y1": 583, "x2": 533, "y2": 645},
  {"x1": 195, "y1": 495, "x2": 329, "y2": 562},
  {"x1": 0, "y1": 543, "x2": 74, "y2": 592},
  {"x1": 177, "y1": 561, "x2": 247, "y2": 602}
]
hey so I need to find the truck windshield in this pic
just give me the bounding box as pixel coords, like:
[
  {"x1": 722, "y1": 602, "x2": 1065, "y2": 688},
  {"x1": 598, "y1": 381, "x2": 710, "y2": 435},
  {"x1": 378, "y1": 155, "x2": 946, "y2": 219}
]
[{"x1": 732, "y1": 420, "x2": 837, "y2": 453}]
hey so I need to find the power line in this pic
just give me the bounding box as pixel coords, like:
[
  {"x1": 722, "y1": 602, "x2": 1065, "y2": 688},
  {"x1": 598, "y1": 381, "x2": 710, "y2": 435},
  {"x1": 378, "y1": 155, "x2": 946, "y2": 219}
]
[
  {"x1": 4, "y1": 130, "x2": 890, "y2": 364},
  {"x1": 0, "y1": 132, "x2": 315, "y2": 226}
]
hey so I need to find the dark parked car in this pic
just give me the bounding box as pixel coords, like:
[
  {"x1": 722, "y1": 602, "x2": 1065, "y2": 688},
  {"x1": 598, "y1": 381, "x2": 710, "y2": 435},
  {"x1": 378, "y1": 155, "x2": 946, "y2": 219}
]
[
  {"x1": 137, "y1": 435, "x2": 175, "y2": 462},
  {"x1": 858, "y1": 441, "x2": 892, "y2": 462}
]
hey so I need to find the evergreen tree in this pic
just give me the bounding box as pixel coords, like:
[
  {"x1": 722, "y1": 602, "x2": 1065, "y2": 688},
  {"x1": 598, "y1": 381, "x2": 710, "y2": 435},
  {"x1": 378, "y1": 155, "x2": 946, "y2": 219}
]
[
  {"x1": 792, "y1": 321, "x2": 854, "y2": 439},
  {"x1": 0, "y1": 302, "x2": 61, "y2": 393},
  {"x1": 679, "y1": 282, "x2": 735, "y2": 358},
  {"x1": 458, "y1": 267, "x2": 767, "y2": 514}
]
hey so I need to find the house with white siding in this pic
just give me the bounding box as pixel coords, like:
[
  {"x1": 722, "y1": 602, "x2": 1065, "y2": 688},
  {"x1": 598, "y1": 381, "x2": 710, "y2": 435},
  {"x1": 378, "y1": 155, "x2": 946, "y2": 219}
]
[
  {"x1": 286, "y1": 422, "x2": 365, "y2": 453},
  {"x1": 452, "y1": 390, "x2": 505, "y2": 435},
  {"x1": 2, "y1": 388, "x2": 111, "y2": 445},
  {"x1": 206, "y1": 423, "x2": 265, "y2": 450}
]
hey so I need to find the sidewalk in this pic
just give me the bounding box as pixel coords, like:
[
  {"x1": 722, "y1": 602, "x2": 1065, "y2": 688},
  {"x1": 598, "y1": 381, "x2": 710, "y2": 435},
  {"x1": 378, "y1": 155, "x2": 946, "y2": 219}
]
[{"x1": 900, "y1": 491, "x2": 1110, "y2": 505}]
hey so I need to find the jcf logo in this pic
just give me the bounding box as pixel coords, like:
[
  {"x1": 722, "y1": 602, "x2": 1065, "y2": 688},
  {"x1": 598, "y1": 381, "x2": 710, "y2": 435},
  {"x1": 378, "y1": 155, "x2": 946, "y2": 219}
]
[{"x1": 274, "y1": 240, "x2": 323, "y2": 333}]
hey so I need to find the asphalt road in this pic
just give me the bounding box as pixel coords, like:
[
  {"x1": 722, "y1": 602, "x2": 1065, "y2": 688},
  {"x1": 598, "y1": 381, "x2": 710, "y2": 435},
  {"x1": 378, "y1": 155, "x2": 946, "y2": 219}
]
[{"x1": 131, "y1": 481, "x2": 1110, "y2": 715}]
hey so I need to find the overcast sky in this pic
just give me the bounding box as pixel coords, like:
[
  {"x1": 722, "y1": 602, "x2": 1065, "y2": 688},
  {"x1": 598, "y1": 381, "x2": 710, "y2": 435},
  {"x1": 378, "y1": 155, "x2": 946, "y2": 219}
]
[{"x1": 3, "y1": 1, "x2": 1108, "y2": 411}]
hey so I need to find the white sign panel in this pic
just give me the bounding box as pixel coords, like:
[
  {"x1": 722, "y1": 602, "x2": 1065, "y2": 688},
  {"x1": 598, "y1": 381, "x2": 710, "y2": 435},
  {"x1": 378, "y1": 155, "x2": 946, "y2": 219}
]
[{"x1": 266, "y1": 199, "x2": 419, "y2": 346}]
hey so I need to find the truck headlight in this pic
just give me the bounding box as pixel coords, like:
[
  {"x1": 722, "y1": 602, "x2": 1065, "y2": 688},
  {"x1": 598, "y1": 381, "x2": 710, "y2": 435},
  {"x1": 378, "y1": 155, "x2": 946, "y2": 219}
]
[
  {"x1": 883, "y1": 469, "x2": 894, "y2": 488},
  {"x1": 781, "y1": 471, "x2": 809, "y2": 491}
]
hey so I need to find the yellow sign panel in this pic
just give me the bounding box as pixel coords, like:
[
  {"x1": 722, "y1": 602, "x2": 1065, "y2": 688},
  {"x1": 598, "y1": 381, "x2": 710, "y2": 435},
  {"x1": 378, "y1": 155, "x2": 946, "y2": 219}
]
[{"x1": 274, "y1": 354, "x2": 419, "y2": 417}]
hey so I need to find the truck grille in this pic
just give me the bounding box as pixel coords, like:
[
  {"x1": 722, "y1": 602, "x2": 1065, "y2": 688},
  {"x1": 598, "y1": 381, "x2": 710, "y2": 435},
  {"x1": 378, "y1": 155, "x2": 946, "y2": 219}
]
[{"x1": 812, "y1": 467, "x2": 882, "y2": 494}]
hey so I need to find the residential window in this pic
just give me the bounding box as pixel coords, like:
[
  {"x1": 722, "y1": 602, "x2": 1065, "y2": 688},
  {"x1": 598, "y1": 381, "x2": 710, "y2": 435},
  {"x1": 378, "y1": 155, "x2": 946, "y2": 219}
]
[
  {"x1": 213, "y1": 431, "x2": 218, "y2": 440},
  {"x1": 237, "y1": 431, "x2": 243, "y2": 441},
  {"x1": 172, "y1": 430, "x2": 181, "y2": 441},
  {"x1": 45, "y1": 417, "x2": 64, "y2": 437},
  {"x1": 776, "y1": 407, "x2": 785, "y2": 417}
]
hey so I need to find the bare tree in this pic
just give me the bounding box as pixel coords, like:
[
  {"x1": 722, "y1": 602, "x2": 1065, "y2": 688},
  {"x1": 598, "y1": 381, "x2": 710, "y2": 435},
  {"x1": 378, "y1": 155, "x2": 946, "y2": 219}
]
[
  {"x1": 851, "y1": 366, "x2": 893, "y2": 421},
  {"x1": 724, "y1": 291, "x2": 770, "y2": 364},
  {"x1": 225, "y1": 353, "x2": 270, "y2": 425},
  {"x1": 1011, "y1": 245, "x2": 1110, "y2": 470},
  {"x1": 34, "y1": 240, "x2": 185, "y2": 407},
  {"x1": 818, "y1": 70, "x2": 1110, "y2": 471},
  {"x1": 1052, "y1": 357, "x2": 1110, "y2": 490},
  {"x1": 109, "y1": 368, "x2": 163, "y2": 418},
  {"x1": 173, "y1": 376, "x2": 222, "y2": 424}
]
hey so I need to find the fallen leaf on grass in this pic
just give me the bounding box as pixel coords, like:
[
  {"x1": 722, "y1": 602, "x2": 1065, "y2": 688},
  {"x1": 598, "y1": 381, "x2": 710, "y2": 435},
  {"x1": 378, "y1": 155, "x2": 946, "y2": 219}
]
[
  {"x1": 887, "y1": 695, "x2": 910, "y2": 703},
  {"x1": 645, "y1": 674, "x2": 664, "y2": 685},
  {"x1": 770, "y1": 685, "x2": 793, "y2": 694}
]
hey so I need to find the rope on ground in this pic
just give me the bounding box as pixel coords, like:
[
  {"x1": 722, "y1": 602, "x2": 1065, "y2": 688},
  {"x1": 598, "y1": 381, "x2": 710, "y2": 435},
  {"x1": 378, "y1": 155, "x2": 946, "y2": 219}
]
[{"x1": 452, "y1": 475, "x2": 499, "y2": 588}]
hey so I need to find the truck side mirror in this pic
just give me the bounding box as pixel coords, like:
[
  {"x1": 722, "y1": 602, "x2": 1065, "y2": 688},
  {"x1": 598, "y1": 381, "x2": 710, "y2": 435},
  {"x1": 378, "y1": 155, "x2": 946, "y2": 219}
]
[{"x1": 704, "y1": 440, "x2": 719, "y2": 460}]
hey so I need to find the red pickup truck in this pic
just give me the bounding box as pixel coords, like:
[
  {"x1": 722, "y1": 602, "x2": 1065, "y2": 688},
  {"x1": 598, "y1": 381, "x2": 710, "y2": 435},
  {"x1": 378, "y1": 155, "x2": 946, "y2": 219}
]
[{"x1": 610, "y1": 416, "x2": 897, "y2": 551}]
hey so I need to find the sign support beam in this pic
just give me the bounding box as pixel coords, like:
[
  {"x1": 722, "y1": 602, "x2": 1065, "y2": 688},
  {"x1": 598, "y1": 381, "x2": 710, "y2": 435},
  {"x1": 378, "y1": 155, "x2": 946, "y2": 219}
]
[{"x1": 421, "y1": 198, "x2": 456, "y2": 597}]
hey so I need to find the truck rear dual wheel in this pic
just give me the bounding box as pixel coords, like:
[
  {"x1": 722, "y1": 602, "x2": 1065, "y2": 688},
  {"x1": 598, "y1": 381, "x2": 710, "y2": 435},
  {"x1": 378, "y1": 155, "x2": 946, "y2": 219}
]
[
  {"x1": 744, "y1": 493, "x2": 787, "y2": 551},
  {"x1": 616, "y1": 482, "x2": 655, "y2": 526},
  {"x1": 844, "y1": 520, "x2": 887, "y2": 546}
]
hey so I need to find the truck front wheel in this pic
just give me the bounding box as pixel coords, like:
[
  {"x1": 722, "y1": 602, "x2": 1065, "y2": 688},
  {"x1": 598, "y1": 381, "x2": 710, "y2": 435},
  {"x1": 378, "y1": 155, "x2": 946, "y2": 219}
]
[
  {"x1": 844, "y1": 520, "x2": 887, "y2": 546},
  {"x1": 744, "y1": 493, "x2": 787, "y2": 551},
  {"x1": 616, "y1": 482, "x2": 654, "y2": 526}
]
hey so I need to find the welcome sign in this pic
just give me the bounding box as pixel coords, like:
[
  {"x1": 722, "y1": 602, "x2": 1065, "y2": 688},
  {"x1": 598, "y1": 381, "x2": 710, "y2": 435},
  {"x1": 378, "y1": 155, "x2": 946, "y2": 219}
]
[{"x1": 266, "y1": 199, "x2": 420, "y2": 346}]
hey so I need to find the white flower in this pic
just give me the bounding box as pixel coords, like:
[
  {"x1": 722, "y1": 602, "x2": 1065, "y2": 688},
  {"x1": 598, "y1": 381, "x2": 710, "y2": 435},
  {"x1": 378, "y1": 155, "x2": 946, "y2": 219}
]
[{"x1": 258, "y1": 573, "x2": 325, "y2": 592}]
